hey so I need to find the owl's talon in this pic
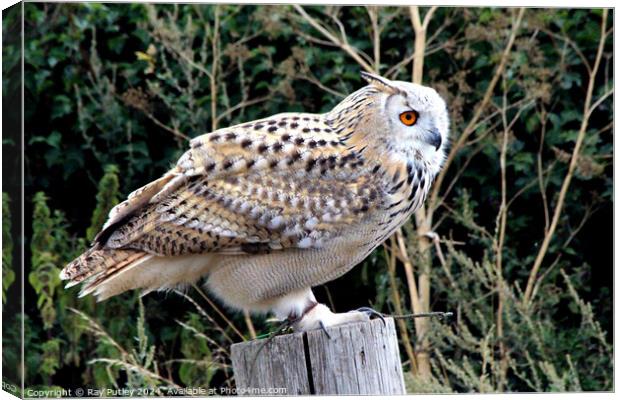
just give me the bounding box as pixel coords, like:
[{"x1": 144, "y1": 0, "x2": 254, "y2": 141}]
[
  {"x1": 424, "y1": 230, "x2": 439, "y2": 241},
  {"x1": 319, "y1": 321, "x2": 332, "y2": 339},
  {"x1": 354, "y1": 307, "x2": 386, "y2": 326}
]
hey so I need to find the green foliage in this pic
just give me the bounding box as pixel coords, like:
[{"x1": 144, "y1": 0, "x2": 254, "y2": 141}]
[
  {"x1": 29, "y1": 192, "x2": 62, "y2": 330},
  {"x1": 2, "y1": 192, "x2": 15, "y2": 304},
  {"x1": 71, "y1": 298, "x2": 179, "y2": 394},
  {"x1": 14, "y1": 3, "x2": 612, "y2": 393},
  {"x1": 39, "y1": 339, "x2": 62, "y2": 377},
  {"x1": 86, "y1": 164, "x2": 120, "y2": 242},
  {"x1": 415, "y1": 232, "x2": 612, "y2": 392},
  {"x1": 396, "y1": 167, "x2": 613, "y2": 392},
  {"x1": 177, "y1": 313, "x2": 217, "y2": 387}
]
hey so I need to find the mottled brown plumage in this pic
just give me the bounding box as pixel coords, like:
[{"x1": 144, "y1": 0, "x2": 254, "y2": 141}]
[{"x1": 61, "y1": 72, "x2": 449, "y2": 330}]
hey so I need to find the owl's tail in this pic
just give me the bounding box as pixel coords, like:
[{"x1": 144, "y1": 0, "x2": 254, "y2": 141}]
[
  {"x1": 61, "y1": 248, "x2": 152, "y2": 298},
  {"x1": 61, "y1": 248, "x2": 217, "y2": 301}
]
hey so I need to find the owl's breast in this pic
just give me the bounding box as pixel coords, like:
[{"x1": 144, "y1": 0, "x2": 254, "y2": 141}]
[{"x1": 352, "y1": 160, "x2": 434, "y2": 253}]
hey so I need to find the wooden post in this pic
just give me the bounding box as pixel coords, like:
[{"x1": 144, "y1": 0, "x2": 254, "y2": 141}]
[{"x1": 230, "y1": 317, "x2": 405, "y2": 395}]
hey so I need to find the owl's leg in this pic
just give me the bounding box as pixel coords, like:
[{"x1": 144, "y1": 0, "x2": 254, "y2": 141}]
[{"x1": 270, "y1": 288, "x2": 374, "y2": 332}]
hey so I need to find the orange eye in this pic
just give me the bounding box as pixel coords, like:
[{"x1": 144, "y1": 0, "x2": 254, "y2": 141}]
[{"x1": 399, "y1": 111, "x2": 418, "y2": 126}]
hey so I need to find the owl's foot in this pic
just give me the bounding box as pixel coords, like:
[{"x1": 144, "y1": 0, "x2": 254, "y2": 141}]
[
  {"x1": 293, "y1": 303, "x2": 383, "y2": 333},
  {"x1": 354, "y1": 306, "x2": 386, "y2": 326}
]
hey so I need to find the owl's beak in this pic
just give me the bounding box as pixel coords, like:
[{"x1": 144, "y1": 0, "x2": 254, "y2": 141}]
[{"x1": 425, "y1": 128, "x2": 442, "y2": 151}]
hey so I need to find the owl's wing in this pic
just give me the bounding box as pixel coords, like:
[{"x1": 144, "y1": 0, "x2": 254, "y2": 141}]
[
  {"x1": 61, "y1": 113, "x2": 384, "y2": 288},
  {"x1": 106, "y1": 170, "x2": 381, "y2": 257},
  {"x1": 95, "y1": 112, "x2": 382, "y2": 256}
]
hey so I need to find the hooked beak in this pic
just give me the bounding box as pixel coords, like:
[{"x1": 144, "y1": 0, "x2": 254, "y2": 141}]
[{"x1": 425, "y1": 128, "x2": 442, "y2": 151}]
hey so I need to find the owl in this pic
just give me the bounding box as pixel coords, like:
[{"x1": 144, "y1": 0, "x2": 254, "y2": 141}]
[{"x1": 60, "y1": 72, "x2": 449, "y2": 331}]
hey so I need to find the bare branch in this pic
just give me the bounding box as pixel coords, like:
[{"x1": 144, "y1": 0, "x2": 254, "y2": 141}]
[
  {"x1": 586, "y1": 88, "x2": 613, "y2": 119},
  {"x1": 523, "y1": 9, "x2": 609, "y2": 305},
  {"x1": 215, "y1": 95, "x2": 272, "y2": 126},
  {"x1": 191, "y1": 283, "x2": 247, "y2": 342},
  {"x1": 384, "y1": 242, "x2": 419, "y2": 376},
  {"x1": 293, "y1": 5, "x2": 375, "y2": 73},
  {"x1": 210, "y1": 5, "x2": 220, "y2": 131},
  {"x1": 143, "y1": 110, "x2": 190, "y2": 141},
  {"x1": 243, "y1": 311, "x2": 257, "y2": 340},
  {"x1": 367, "y1": 6, "x2": 381, "y2": 72},
  {"x1": 409, "y1": 6, "x2": 438, "y2": 83},
  {"x1": 298, "y1": 74, "x2": 346, "y2": 98},
  {"x1": 428, "y1": 8, "x2": 525, "y2": 221}
]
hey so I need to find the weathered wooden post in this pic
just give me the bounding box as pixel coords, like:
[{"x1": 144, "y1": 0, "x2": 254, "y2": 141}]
[{"x1": 231, "y1": 317, "x2": 405, "y2": 395}]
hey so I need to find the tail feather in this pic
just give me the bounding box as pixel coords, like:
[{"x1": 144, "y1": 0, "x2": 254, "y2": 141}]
[
  {"x1": 61, "y1": 248, "x2": 217, "y2": 301},
  {"x1": 60, "y1": 248, "x2": 148, "y2": 288},
  {"x1": 79, "y1": 253, "x2": 154, "y2": 298}
]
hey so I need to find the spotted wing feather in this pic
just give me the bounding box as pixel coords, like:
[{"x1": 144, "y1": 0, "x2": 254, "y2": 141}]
[
  {"x1": 62, "y1": 112, "x2": 384, "y2": 284},
  {"x1": 103, "y1": 112, "x2": 380, "y2": 250},
  {"x1": 106, "y1": 171, "x2": 381, "y2": 256}
]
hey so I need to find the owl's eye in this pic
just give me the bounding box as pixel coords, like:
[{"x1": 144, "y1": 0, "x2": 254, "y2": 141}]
[{"x1": 399, "y1": 111, "x2": 418, "y2": 126}]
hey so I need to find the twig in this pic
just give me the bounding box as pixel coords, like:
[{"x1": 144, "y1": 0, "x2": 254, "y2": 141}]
[
  {"x1": 523, "y1": 9, "x2": 608, "y2": 305},
  {"x1": 162, "y1": 358, "x2": 230, "y2": 370},
  {"x1": 367, "y1": 6, "x2": 381, "y2": 72},
  {"x1": 586, "y1": 88, "x2": 613, "y2": 120},
  {"x1": 428, "y1": 8, "x2": 525, "y2": 217},
  {"x1": 507, "y1": 161, "x2": 557, "y2": 210},
  {"x1": 536, "y1": 104, "x2": 551, "y2": 234},
  {"x1": 410, "y1": 6, "x2": 438, "y2": 83},
  {"x1": 530, "y1": 204, "x2": 598, "y2": 302},
  {"x1": 190, "y1": 283, "x2": 247, "y2": 342},
  {"x1": 387, "y1": 311, "x2": 453, "y2": 320},
  {"x1": 395, "y1": 232, "x2": 423, "y2": 317},
  {"x1": 173, "y1": 289, "x2": 237, "y2": 345},
  {"x1": 292, "y1": 27, "x2": 340, "y2": 48},
  {"x1": 143, "y1": 110, "x2": 190, "y2": 141},
  {"x1": 210, "y1": 5, "x2": 220, "y2": 131},
  {"x1": 494, "y1": 76, "x2": 510, "y2": 392},
  {"x1": 215, "y1": 95, "x2": 272, "y2": 126},
  {"x1": 539, "y1": 28, "x2": 593, "y2": 75},
  {"x1": 403, "y1": 5, "x2": 440, "y2": 378},
  {"x1": 175, "y1": 319, "x2": 231, "y2": 357},
  {"x1": 89, "y1": 358, "x2": 181, "y2": 389},
  {"x1": 243, "y1": 311, "x2": 257, "y2": 340},
  {"x1": 384, "y1": 242, "x2": 419, "y2": 375},
  {"x1": 297, "y1": 74, "x2": 346, "y2": 98},
  {"x1": 293, "y1": 5, "x2": 375, "y2": 73}
]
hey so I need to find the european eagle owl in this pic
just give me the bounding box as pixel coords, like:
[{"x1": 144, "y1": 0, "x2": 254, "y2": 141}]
[{"x1": 61, "y1": 72, "x2": 449, "y2": 331}]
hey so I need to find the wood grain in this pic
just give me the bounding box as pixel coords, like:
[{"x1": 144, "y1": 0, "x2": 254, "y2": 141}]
[{"x1": 231, "y1": 318, "x2": 405, "y2": 395}]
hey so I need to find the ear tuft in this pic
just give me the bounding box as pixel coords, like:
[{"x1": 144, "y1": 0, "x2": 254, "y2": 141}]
[{"x1": 360, "y1": 71, "x2": 398, "y2": 93}]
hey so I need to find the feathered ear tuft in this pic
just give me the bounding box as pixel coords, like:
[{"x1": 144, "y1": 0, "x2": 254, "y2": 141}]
[{"x1": 360, "y1": 71, "x2": 398, "y2": 93}]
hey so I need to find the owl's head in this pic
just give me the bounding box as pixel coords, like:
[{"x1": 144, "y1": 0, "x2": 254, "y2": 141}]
[{"x1": 337, "y1": 72, "x2": 450, "y2": 174}]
